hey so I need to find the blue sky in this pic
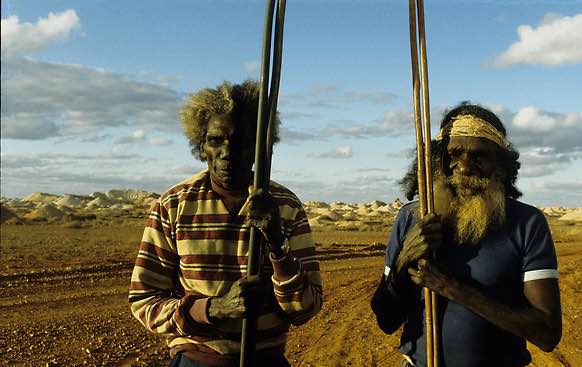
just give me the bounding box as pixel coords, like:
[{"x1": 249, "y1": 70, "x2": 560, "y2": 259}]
[{"x1": 1, "y1": 0, "x2": 581, "y2": 206}]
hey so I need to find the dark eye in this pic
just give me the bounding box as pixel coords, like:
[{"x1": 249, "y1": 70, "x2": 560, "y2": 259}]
[
  {"x1": 207, "y1": 136, "x2": 224, "y2": 145},
  {"x1": 448, "y1": 149, "x2": 461, "y2": 158}
]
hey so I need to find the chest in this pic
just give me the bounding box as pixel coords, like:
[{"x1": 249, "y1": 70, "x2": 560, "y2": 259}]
[{"x1": 439, "y1": 231, "x2": 523, "y2": 290}]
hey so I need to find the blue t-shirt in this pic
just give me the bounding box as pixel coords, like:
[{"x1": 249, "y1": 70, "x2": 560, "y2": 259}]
[{"x1": 384, "y1": 198, "x2": 558, "y2": 367}]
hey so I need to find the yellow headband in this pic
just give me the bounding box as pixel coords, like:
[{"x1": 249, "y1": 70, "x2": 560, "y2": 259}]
[{"x1": 436, "y1": 114, "x2": 509, "y2": 149}]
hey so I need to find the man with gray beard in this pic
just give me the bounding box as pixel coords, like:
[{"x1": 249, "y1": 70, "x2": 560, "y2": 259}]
[{"x1": 371, "y1": 103, "x2": 562, "y2": 367}]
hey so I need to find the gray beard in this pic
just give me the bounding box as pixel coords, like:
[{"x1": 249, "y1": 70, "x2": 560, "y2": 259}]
[{"x1": 433, "y1": 173, "x2": 506, "y2": 246}]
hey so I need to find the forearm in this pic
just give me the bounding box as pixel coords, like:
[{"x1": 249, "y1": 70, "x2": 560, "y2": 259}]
[
  {"x1": 270, "y1": 254, "x2": 323, "y2": 325},
  {"x1": 445, "y1": 279, "x2": 561, "y2": 351}
]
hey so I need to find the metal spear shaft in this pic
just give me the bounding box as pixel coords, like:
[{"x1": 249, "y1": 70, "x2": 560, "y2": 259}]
[
  {"x1": 408, "y1": 0, "x2": 439, "y2": 366},
  {"x1": 240, "y1": 1, "x2": 286, "y2": 366}
]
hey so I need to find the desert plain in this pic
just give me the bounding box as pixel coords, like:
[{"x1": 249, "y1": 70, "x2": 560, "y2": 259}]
[{"x1": 1, "y1": 191, "x2": 581, "y2": 367}]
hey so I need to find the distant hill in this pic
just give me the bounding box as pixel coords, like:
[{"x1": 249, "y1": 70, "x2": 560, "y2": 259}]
[{"x1": 1, "y1": 191, "x2": 580, "y2": 225}]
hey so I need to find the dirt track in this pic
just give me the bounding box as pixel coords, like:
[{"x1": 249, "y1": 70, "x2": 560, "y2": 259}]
[{"x1": 0, "y1": 223, "x2": 581, "y2": 367}]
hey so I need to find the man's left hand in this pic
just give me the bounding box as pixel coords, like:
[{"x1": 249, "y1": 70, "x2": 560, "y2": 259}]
[
  {"x1": 407, "y1": 258, "x2": 456, "y2": 299},
  {"x1": 246, "y1": 187, "x2": 285, "y2": 256}
]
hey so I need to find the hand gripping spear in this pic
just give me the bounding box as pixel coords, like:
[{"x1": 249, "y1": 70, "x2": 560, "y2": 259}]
[
  {"x1": 408, "y1": 0, "x2": 440, "y2": 366},
  {"x1": 240, "y1": 1, "x2": 286, "y2": 366}
]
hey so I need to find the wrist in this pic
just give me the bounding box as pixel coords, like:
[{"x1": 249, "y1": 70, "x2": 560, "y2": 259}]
[
  {"x1": 207, "y1": 297, "x2": 221, "y2": 321},
  {"x1": 270, "y1": 236, "x2": 289, "y2": 258}
]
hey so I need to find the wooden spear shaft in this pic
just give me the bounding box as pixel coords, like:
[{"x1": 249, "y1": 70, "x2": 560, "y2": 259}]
[
  {"x1": 416, "y1": 2, "x2": 440, "y2": 365},
  {"x1": 239, "y1": 1, "x2": 275, "y2": 366},
  {"x1": 240, "y1": 1, "x2": 286, "y2": 366},
  {"x1": 408, "y1": 0, "x2": 439, "y2": 366}
]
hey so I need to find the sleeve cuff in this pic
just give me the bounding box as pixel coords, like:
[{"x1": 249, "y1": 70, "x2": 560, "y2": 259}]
[
  {"x1": 270, "y1": 254, "x2": 301, "y2": 283},
  {"x1": 188, "y1": 297, "x2": 212, "y2": 324},
  {"x1": 523, "y1": 269, "x2": 559, "y2": 282}
]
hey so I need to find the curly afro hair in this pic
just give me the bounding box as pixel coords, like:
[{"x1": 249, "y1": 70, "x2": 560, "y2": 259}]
[{"x1": 179, "y1": 80, "x2": 281, "y2": 161}]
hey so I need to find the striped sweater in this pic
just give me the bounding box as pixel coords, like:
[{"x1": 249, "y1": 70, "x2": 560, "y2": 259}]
[{"x1": 128, "y1": 169, "x2": 323, "y2": 362}]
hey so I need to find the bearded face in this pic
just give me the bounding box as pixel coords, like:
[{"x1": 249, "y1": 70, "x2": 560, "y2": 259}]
[{"x1": 435, "y1": 136, "x2": 507, "y2": 245}]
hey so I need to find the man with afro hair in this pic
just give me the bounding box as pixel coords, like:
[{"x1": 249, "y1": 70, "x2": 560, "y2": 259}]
[{"x1": 129, "y1": 80, "x2": 322, "y2": 367}]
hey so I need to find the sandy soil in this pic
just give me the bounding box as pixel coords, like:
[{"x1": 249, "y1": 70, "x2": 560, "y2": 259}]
[{"x1": 0, "y1": 220, "x2": 580, "y2": 367}]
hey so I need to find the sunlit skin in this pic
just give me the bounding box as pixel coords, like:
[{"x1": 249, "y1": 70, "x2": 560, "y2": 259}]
[
  {"x1": 201, "y1": 114, "x2": 255, "y2": 194},
  {"x1": 447, "y1": 136, "x2": 499, "y2": 178}
]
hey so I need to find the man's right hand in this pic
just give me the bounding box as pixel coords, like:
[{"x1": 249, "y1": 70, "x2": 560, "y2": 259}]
[
  {"x1": 207, "y1": 275, "x2": 264, "y2": 320},
  {"x1": 395, "y1": 213, "x2": 443, "y2": 275}
]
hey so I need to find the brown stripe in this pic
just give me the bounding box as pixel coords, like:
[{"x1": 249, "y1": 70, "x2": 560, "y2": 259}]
[
  {"x1": 147, "y1": 299, "x2": 169, "y2": 325},
  {"x1": 178, "y1": 214, "x2": 245, "y2": 225},
  {"x1": 160, "y1": 177, "x2": 206, "y2": 201},
  {"x1": 176, "y1": 230, "x2": 250, "y2": 241},
  {"x1": 145, "y1": 217, "x2": 166, "y2": 234},
  {"x1": 129, "y1": 281, "x2": 161, "y2": 293},
  {"x1": 294, "y1": 209, "x2": 308, "y2": 221},
  {"x1": 140, "y1": 241, "x2": 180, "y2": 263},
  {"x1": 181, "y1": 254, "x2": 248, "y2": 266},
  {"x1": 182, "y1": 269, "x2": 244, "y2": 281},
  {"x1": 197, "y1": 191, "x2": 219, "y2": 200},
  {"x1": 291, "y1": 223, "x2": 311, "y2": 236},
  {"x1": 184, "y1": 289, "x2": 210, "y2": 298},
  {"x1": 135, "y1": 257, "x2": 176, "y2": 278}
]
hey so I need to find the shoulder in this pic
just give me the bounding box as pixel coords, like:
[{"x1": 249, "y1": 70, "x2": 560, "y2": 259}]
[
  {"x1": 506, "y1": 198, "x2": 545, "y2": 219},
  {"x1": 396, "y1": 201, "x2": 420, "y2": 224},
  {"x1": 158, "y1": 169, "x2": 209, "y2": 206},
  {"x1": 269, "y1": 180, "x2": 304, "y2": 210},
  {"x1": 505, "y1": 198, "x2": 548, "y2": 228}
]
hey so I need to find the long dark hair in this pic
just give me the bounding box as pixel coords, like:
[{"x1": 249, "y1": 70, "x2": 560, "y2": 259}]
[{"x1": 400, "y1": 102, "x2": 522, "y2": 200}]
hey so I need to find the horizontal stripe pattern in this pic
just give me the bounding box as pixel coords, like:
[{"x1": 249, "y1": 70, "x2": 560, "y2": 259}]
[{"x1": 128, "y1": 169, "x2": 323, "y2": 358}]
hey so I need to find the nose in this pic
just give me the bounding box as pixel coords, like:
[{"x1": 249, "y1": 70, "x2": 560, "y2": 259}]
[
  {"x1": 218, "y1": 140, "x2": 233, "y2": 160},
  {"x1": 455, "y1": 154, "x2": 476, "y2": 176}
]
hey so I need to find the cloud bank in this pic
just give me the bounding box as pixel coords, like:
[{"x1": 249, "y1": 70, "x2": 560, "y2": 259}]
[
  {"x1": 1, "y1": 10, "x2": 80, "y2": 56},
  {"x1": 491, "y1": 13, "x2": 582, "y2": 67},
  {"x1": 1, "y1": 57, "x2": 183, "y2": 140}
]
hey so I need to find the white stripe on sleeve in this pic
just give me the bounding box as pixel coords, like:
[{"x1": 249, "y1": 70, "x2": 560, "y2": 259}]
[{"x1": 523, "y1": 269, "x2": 559, "y2": 282}]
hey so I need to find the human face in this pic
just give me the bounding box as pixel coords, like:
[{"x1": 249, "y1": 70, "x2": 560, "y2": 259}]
[
  {"x1": 447, "y1": 136, "x2": 499, "y2": 179},
  {"x1": 201, "y1": 114, "x2": 255, "y2": 190}
]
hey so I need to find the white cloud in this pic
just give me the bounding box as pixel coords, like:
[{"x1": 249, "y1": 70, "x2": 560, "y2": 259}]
[
  {"x1": 508, "y1": 106, "x2": 582, "y2": 154},
  {"x1": 520, "y1": 180, "x2": 582, "y2": 207},
  {"x1": 149, "y1": 137, "x2": 173, "y2": 146},
  {"x1": 449, "y1": 104, "x2": 581, "y2": 178},
  {"x1": 1, "y1": 10, "x2": 80, "y2": 56},
  {"x1": 491, "y1": 13, "x2": 582, "y2": 67},
  {"x1": 115, "y1": 129, "x2": 146, "y2": 144},
  {"x1": 308, "y1": 145, "x2": 353, "y2": 159},
  {"x1": 319, "y1": 107, "x2": 444, "y2": 139},
  {"x1": 114, "y1": 130, "x2": 174, "y2": 146},
  {"x1": 1, "y1": 57, "x2": 183, "y2": 140},
  {"x1": 518, "y1": 149, "x2": 576, "y2": 178},
  {"x1": 513, "y1": 106, "x2": 581, "y2": 131}
]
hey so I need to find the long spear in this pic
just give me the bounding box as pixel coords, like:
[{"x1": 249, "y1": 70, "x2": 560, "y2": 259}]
[
  {"x1": 240, "y1": 1, "x2": 287, "y2": 366},
  {"x1": 407, "y1": 0, "x2": 439, "y2": 366}
]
